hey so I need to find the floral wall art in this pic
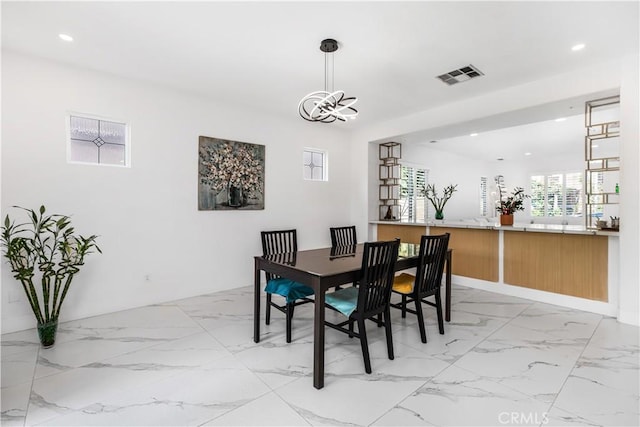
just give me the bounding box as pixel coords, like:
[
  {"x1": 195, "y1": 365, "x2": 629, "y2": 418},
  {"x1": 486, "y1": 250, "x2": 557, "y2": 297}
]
[{"x1": 198, "y1": 136, "x2": 265, "y2": 210}]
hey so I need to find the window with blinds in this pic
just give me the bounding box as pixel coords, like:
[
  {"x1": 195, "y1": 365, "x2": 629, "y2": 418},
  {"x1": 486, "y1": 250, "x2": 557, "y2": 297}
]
[
  {"x1": 400, "y1": 166, "x2": 427, "y2": 222},
  {"x1": 530, "y1": 172, "x2": 583, "y2": 217},
  {"x1": 480, "y1": 176, "x2": 488, "y2": 216}
]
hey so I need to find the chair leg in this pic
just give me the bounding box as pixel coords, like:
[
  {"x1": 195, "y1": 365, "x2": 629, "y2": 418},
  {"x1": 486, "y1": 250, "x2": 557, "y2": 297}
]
[
  {"x1": 415, "y1": 297, "x2": 427, "y2": 343},
  {"x1": 435, "y1": 290, "x2": 445, "y2": 335},
  {"x1": 377, "y1": 313, "x2": 383, "y2": 327},
  {"x1": 265, "y1": 293, "x2": 272, "y2": 325},
  {"x1": 348, "y1": 319, "x2": 354, "y2": 338},
  {"x1": 357, "y1": 318, "x2": 372, "y2": 374},
  {"x1": 384, "y1": 308, "x2": 394, "y2": 360},
  {"x1": 401, "y1": 294, "x2": 407, "y2": 318},
  {"x1": 286, "y1": 302, "x2": 293, "y2": 343}
]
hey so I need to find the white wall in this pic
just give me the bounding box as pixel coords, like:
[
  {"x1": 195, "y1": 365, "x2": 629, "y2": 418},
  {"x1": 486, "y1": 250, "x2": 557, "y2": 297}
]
[
  {"x1": 618, "y1": 54, "x2": 640, "y2": 325},
  {"x1": 351, "y1": 58, "x2": 640, "y2": 326},
  {"x1": 367, "y1": 142, "x2": 493, "y2": 221},
  {"x1": 368, "y1": 138, "x2": 585, "y2": 224},
  {"x1": 1, "y1": 51, "x2": 353, "y2": 333}
]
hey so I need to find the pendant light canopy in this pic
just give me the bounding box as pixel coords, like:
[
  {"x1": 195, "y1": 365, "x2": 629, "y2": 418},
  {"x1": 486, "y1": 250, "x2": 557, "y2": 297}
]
[{"x1": 298, "y1": 39, "x2": 358, "y2": 123}]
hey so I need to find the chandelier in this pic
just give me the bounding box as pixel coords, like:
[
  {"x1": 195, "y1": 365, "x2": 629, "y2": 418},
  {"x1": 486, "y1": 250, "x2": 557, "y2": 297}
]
[{"x1": 298, "y1": 39, "x2": 358, "y2": 123}]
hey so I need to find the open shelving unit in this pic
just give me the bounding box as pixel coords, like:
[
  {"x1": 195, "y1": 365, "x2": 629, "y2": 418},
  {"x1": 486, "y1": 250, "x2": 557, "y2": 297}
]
[
  {"x1": 584, "y1": 95, "x2": 620, "y2": 229},
  {"x1": 379, "y1": 142, "x2": 401, "y2": 221}
]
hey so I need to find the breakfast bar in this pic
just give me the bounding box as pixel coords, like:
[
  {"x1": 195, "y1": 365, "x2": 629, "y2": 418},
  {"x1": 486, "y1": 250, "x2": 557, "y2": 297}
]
[{"x1": 372, "y1": 220, "x2": 619, "y2": 314}]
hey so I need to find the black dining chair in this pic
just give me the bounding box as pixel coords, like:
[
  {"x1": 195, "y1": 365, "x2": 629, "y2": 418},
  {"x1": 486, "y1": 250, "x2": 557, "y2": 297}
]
[
  {"x1": 329, "y1": 226, "x2": 357, "y2": 247},
  {"x1": 390, "y1": 233, "x2": 450, "y2": 343},
  {"x1": 324, "y1": 239, "x2": 400, "y2": 374},
  {"x1": 261, "y1": 229, "x2": 314, "y2": 343},
  {"x1": 329, "y1": 226, "x2": 358, "y2": 289}
]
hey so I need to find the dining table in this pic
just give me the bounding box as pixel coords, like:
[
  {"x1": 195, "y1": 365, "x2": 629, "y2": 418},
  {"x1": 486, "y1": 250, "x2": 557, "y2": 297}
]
[{"x1": 253, "y1": 242, "x2": 452, "y2": 389}]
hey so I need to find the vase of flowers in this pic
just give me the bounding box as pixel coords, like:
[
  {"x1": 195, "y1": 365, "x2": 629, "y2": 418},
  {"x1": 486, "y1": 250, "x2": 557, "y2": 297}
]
[
  {"x1": 496, "y1": 186, "x2": 529, "y2": 226},
  {"x1": 1, "y1": 206, "x2": 101, "y2": 348},
  {"x1": 424, "y1": 184, "x2": 458, "y2": 221}
]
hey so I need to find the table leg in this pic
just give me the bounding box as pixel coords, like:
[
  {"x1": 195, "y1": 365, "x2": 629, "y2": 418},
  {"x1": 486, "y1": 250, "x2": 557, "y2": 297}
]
[
  {"x1": 253, "y1": 258, "x2": 261, "y2": 343},
  {"x1": 313, "y1": 277, "x2": 325, "y2": 389},
  {"x1": 445, "y1": 250, "x2": 452, "y2": 322}
]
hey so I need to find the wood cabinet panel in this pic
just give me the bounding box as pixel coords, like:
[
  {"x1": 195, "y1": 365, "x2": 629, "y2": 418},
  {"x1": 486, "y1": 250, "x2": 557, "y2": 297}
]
[
  {"x1": 376, "y1": 224, "x2": 425, "y2": 245},
  {"x1": 429, "y1": 226, "x2": 499, "y2": 282},
  {"x1": 504, "y1": 231, "x2": 608, "y2": 301}
]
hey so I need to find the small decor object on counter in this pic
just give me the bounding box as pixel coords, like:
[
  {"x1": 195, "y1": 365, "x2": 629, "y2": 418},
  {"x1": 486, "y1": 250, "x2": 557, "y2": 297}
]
[
  {"x1": 384, "y1": 206, "x2": 393, "y2": 220},
  {"x1": 1, "y1": 206, "x2": 101, "y2": 348},
  {"x1": 611, "y1": 216, "x2": 620, "y2": 229},
  {"x1": 496, "y1": 186, "x2": 529, "y2": 226},
  {"x1": 424, "y1": 184, "x2": 457, "y2": 221}
]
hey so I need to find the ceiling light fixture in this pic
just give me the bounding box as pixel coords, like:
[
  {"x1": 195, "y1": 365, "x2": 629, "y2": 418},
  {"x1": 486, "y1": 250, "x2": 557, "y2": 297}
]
[
  {"x1": 470, "y1": 133, "x2": 478, "y2": 137},
  {"x1": 555, "y1": 117, "x2": 567, "y2": 122},
  {"x1": 524, "y1": 152, "x2": 532, "y2": 156},
  {"x1": 58, "y1": 33, "x2": 74, "y2": 42},
  {"x1": 298, "y1": 39, "x2": 358, "y2": 123},
  {"x1": 571, "y1": 43, "x2": 585, "y2": 51}
]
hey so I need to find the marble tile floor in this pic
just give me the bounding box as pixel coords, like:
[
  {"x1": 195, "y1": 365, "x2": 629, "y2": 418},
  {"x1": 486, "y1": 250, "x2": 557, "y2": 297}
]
[{"x1": 1, "y1": 285, "x2": 638, "y2": 426}]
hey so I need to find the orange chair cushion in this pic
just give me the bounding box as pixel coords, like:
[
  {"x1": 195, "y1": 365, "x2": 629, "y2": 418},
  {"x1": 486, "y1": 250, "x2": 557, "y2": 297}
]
[{"x1": 393, "y1": 273, "x2": 415, "y2": 294}]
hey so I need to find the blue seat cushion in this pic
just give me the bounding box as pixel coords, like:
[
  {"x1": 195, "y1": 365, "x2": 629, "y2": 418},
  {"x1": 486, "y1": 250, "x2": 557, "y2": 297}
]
[
  {"x1": 325, "y1": 286, "x2": 359, "y2": 317},
  {"x1": 265, "y1": 278, "x2": 314, "y2": 303}
]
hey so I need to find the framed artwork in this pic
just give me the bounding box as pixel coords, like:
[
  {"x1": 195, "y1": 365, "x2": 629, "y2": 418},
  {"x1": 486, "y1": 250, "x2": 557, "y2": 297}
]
[{"x1": 198, "y1": 136, "x2": 265, "y2": 210}]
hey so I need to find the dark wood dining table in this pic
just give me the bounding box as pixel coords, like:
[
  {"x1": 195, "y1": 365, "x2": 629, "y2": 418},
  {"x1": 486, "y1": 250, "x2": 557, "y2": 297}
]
[{"x1": 253, "y1": 242, "x2": 452, "y2": 389}]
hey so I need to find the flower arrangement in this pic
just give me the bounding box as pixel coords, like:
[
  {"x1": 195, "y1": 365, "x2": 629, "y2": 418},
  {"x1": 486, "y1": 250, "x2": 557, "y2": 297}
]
[
  {"x1": 424, "y1": 184, "x2": 458, "y2": 219},
  {"x1": 496, "y1": 186, "x2": 529, "y2": 215}
]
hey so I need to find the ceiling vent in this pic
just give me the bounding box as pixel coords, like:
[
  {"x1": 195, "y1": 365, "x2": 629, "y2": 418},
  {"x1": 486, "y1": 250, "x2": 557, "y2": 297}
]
[{"x1": 437, "y1": 64, "x2": 484, "y2": 86}]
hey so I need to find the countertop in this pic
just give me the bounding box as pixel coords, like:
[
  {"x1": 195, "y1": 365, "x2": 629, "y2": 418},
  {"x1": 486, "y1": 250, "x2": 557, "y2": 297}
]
[{"x1": 370, "y1": 220, "x2": 619, "y2": 236}]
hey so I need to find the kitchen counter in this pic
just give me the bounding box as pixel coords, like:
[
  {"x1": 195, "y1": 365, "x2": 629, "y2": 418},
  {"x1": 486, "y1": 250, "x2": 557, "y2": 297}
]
[
  {"x1": 371, "y1": 220, "x2": 618, "y2": 311},
  {"x1": 370, "y1": 220, "x2": 619, "y2": 236}
]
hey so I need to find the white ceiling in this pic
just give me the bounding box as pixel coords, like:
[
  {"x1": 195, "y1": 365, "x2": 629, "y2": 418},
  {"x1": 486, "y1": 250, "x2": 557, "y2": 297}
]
[{"x1": 2, "y1": 1, "x2": 638, "y2": 138}]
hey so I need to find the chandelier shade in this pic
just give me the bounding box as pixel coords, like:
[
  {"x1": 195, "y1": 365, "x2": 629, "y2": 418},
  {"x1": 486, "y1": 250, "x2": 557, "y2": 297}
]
[{"x1": 298, "y1": 39, "x2": 358, "y2": 123}]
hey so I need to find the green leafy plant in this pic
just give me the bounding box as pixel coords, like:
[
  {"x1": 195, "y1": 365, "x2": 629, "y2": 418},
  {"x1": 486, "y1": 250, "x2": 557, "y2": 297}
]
[
  {"x1": 424, "y1": 184, "x2": 458, "y2": 213},
  {"x1": 496, "y1": 187, "x2": 529, "y2": 215},
  {"x1": 1, "y1": 206, "x2": 101, "y2": 327}
]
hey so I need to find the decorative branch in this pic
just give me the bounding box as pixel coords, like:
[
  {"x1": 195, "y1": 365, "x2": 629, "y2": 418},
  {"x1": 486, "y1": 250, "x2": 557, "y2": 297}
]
[{"x1": 424, "y1": 184, "x2": 458, "y2": 212}]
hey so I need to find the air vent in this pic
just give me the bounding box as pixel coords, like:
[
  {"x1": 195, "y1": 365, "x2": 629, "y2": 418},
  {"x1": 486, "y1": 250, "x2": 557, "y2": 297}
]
[{"x1": 437, "y1": 64, "x2": 484, "y2": 86}]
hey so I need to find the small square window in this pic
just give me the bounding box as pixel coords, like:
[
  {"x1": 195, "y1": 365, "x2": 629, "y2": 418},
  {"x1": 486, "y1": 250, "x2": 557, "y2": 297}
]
[
  {"x1": 303, "y1": 148, "x2": 327, "y2": 181},
  {"x1": 67, "y1": 113, "x2": 130, "y2": 167}
]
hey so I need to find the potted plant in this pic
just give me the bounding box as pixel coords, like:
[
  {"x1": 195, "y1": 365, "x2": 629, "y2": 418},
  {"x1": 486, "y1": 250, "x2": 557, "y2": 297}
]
[
  {"x1": 424, "y1": 184, "x2": 458, "y2": 220},
  {"x1": 1, "y1": 206, "x2": 100, "y2": 347},
  {"x1": 496, "y1": 187, "x2": 529, "y2": 225}
]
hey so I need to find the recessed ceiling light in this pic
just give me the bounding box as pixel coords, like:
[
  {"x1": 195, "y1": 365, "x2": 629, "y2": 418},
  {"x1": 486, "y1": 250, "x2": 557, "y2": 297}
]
[
  {"x1": 429, "y1": 140, "x2": 438, "y2": 144},
  {"x1": 470, "y1": 133, "x2": 478, "y2": 137},
  {"x1": 58, "y1": 34, "x2": 74, "y2": 42},
  {"x1": 524, "y1": 152, "x2": 532, "y2": 156},
  {"x1": 571, "y1": 43, "x2": 585, "y2": 51},
  {"x1": 497, "y1": 157, "x2": 504, "y2": 161},
  {"x1": 555, "y1": 117, "x2": 567, "y2": 122},
  {"x1": 592, "y1": 144, "x2": 599, "y2": 148}
]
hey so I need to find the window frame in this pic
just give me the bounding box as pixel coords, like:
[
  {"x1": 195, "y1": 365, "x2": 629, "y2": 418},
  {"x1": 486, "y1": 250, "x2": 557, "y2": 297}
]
[
  {"x1": 530, "y1": 171, "x2": 584, "y2": 218},
  {"x1": 399, "y1": 162, "x2": 428, "y2": 223},
  {"x1": 66, "y1": 111, "x2": 131, "y2": 168},
  {"x1": 302, "y1": 148, "x2": 328, "y2": 182}
]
